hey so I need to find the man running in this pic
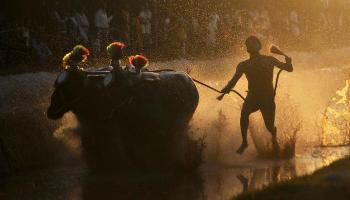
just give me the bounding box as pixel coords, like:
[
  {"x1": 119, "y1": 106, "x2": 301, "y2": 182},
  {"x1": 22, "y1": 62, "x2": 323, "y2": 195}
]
[{"x1": 220, "y1": 36, "x2": 293, "y2": 155}]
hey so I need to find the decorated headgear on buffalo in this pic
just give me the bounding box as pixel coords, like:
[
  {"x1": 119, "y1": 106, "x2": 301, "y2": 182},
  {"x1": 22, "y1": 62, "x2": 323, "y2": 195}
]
[
  {"x1": 129, "y1": 55, "x2": 149, "y2": 71},
  {"x1": 107, "y1": 42, "x2": 125, "y2": 60},
  {"x1": 62, "y1": 45, "x2": 90, "y2": 69}
]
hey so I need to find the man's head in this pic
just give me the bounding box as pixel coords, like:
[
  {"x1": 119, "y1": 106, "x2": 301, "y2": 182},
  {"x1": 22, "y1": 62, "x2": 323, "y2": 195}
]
[{"x1": 245, "y1": 36, "x2": 262, "y2": 54}]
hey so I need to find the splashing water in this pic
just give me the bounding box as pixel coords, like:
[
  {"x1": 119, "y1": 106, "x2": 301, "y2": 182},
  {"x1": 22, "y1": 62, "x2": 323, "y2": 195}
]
[
  {"x1": 249, "y1": 94, "x2": 301, "y2": 159},
  {"x1": 1, "y1": 47, "x2": 350, "y2": 173},
  {"x1": 2, "y1": 47, "x2": 350, "y2": 199},
  {"x1": 322, "y1": 80, "x2": 350, "y2": 146}
]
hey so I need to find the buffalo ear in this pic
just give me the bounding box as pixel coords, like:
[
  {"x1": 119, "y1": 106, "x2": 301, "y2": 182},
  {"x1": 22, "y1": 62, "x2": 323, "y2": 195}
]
[
  {"x1": 55, "y1": 71, "x2": 69, "y2": 88},
  {"x1": 103, "y1": 73, "x2": 114, "y2": 87}
]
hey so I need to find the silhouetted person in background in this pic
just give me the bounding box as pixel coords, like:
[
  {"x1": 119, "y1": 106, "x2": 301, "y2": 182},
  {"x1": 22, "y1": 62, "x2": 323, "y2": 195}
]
[
  {"x1": 221, "y1": 36, "x2": 293, "y2": 155},
  {"x1": 94, "y1": 3, "x2": 113, "y2": 53}
]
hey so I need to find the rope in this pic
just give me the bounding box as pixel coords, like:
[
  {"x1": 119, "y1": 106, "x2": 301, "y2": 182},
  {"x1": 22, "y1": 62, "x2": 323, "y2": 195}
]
[
  {"x1": 191, "y1": 78, "x2": 221, "y2": 93},
  {"x1": 274, "y1": 69, "x2": 283, "y2": 97},
  {"x1": 191, "y1": 78, "x2": 246, "y2": 101},
  {"x1": 81, "y1": 67, "x2": 282, "y2": 102},
  {"x1": 150, "y1": 68, "x2": 247, "y2": 101},
  {"x1": 149, "y1": 69, "x2": 176, "y2": 73}
]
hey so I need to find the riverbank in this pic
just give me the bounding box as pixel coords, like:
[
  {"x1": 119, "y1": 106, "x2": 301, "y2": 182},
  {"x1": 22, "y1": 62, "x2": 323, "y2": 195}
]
[{"x1": 235, "y1": 156, "x2": 350, "y2": 200}]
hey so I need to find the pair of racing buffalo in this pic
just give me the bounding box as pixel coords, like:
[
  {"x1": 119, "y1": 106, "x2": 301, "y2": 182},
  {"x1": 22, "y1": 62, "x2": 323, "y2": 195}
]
[{"x1": 47, "y1": 66, "x2": 202, "y2": 171}]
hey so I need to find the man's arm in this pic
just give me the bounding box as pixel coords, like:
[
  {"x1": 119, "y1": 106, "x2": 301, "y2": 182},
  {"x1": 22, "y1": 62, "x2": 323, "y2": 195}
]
[
  {"x1": 221, "y1": 63, "x2": 244, "y2": 93},
  {"x1": 271, "y1": 56, "x2": 293, "y2": 72}
]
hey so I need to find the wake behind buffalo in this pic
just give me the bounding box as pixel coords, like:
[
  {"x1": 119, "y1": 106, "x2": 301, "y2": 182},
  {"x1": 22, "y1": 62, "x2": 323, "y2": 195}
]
[{"x1": 47, "y1": 44, "x2": 202, "y2": 171}]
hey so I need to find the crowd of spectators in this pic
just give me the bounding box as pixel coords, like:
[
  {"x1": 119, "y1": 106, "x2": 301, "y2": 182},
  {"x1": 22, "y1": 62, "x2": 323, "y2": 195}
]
[{"x1": 1, "y1": 0, "x2": 350, "y2": 71}]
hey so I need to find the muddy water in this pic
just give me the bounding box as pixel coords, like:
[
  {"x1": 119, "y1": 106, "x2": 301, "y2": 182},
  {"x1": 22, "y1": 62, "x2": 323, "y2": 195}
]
[
  {"x1": 0, "y1": 147, "x2": 349, "y2": 200},
  {"x1": 2, "y1": 48, "x2": 350, "y2": 199}
]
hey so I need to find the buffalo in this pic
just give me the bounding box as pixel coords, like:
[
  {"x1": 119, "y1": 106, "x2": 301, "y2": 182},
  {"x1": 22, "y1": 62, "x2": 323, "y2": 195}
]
[{"x1": 47, "y1": 68, "x2": 203, "y2": 171}]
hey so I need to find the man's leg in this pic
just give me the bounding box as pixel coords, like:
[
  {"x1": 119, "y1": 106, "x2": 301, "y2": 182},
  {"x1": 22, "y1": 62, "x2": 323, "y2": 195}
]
[
  {"x1": 261, "y1": 101, "x2": 280, "y2": 155},
  {"x1": 237, "y1": 102, "x2": 258, "y2": 154}
]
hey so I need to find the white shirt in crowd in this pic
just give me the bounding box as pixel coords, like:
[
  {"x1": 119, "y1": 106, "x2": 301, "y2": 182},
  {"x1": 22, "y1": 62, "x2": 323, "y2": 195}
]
[
  {"x1": 21, "y1": 26, "x2": 30, "y2": 47},
  {"x1": 260, "y1": 9, "x2": 271, "y2": 30},
  {"x1": 75, "y1": 12, "x2": 89, "y2": 41},
  {"x1": 68, "y1": 15, "x2": 78, "y2": 27},
  {"x1": 338, "y1": 11, "x2": 344, "y2": 28},
  {"x1": 51, "y1": 10, "x2": 68, "y2": 34},
  {"x1": 207, "y1": 14, "x2": 220, "y2": 45},
  {"x1": 288, "y1": 10, "x2": 301, "y2": 37},
  {"x1": 191, "y1": 17, "x2": 200, "y2": 34},
  {"x1": 321, "y1": 0, "x2": 330, "y2": 8},
  {"x1": 289, "y1": 10, "x2": 299, "y2": 24},
  {"x1": 94, "y1": 9, "x2": 113, "y2": 29},
  {"x1": 67, "y1": 15, "x2": 79, "y2": 38},
  {"x1": 139, "y1": 9, "x2": 152, "y2": 34}
]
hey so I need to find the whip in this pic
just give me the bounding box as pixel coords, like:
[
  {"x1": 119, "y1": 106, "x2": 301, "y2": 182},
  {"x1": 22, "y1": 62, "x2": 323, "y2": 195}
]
[
  {"x1": 270, "y1": 45, "x2": 290, "y2": 97},
  {"x1": 191, "y1": 78, "x2": 246, "y2": 101}
]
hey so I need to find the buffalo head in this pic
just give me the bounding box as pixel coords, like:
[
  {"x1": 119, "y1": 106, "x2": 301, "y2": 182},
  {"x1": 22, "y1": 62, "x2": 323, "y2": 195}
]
[{"x1": 47, "y1": 70, "x2": 86, "y2": 119}]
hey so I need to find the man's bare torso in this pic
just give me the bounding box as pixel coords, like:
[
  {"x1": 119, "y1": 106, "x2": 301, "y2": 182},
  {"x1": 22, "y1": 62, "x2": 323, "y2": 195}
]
[{"x1": 238, "y1": 55, "x2": 281, "y2": 100}]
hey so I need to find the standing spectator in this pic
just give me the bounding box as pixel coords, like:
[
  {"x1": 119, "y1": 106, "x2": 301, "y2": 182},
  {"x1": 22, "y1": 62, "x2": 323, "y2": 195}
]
[
  {"x1": 321, "y1": 0, "x2": 330, "y2": 8},
  {"x1": 320, "y1": 0, "x2": 331, "y2": 31},
  {"x1": 338, "y1": 10, "x2": 344, "y2": 30},
  {"x1": 49, "y1": 1, "x2": 67, "y2": 35},
  {"x1": 260, "y1": 8, "x2": 271, "y2": 39},
  {"x1": 110, "y1": 5, "x2": 130, "y2": 45},
  {"x1": 207, "y1": 13, "x2": 220, "y2": 55},
  {"x1": 217, "y1": 13, "x2": 234, "y2": 55},
  {"x1": 75, "y1": 6, "x2": 89, "y2": 44},
  {"x1": 29, "y1": 31, "x2": 53, "y2": 64},
  {"x1": 130, "y1": 12, "x2": 143, "y2": 54},
  {"x1": 188, "y1": 15, "x2": 201, "y2": 55},
  {"x1": 288, "y1": 10, "x2": 301, "y2": 38},
  {"x1": 159, "y1": 15, "x2": 172, "y2": 57},
  {"x1": 120, "y1": 7, "x2": 131, "y2": 45},
  {"x1": 139, "y1": 3, "x2": 152, "y2": 55},
  {"x1": 94, "y1": 3, "x2": 113, "y2": 53},
  {"x1": 175, "y1": 17, "x2": 188, "y2": 58},
  {"x1": 19, "y1": 20, "x2": 31, "y2": 48},
  {"x1": 66, "y1": 9, "x2": 80, "y2": 45},
  {"x1": 90, "y1": 33, "x2": 101, "y2": 57}
]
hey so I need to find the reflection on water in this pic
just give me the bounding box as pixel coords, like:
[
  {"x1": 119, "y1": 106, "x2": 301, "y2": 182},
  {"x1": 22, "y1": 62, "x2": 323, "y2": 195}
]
[
  {"x1": 295, "y1": 146, "x2": 350, "y2": 176},
  {"x1": 1, "y1": 146, "x2": 349, "y2": 200},
  {"x1": 82, "y1": 172, "x2": 204, "y2": 200},
  {"x1": 201, "y1": 162, "x2": 295, "y2": 199},
  {"x1": 2, "y1": 49, "x2": 350, "y2": 199}
]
